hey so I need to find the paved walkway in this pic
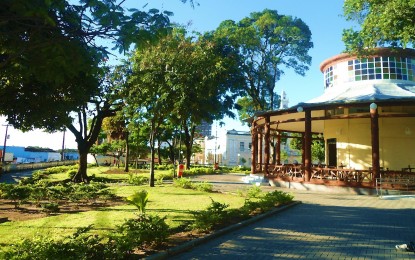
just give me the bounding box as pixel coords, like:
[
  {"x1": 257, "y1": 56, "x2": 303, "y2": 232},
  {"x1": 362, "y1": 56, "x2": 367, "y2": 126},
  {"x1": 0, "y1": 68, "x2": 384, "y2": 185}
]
[{"x1": 171, "y1": 174, "x2": 415, "y2": 259}]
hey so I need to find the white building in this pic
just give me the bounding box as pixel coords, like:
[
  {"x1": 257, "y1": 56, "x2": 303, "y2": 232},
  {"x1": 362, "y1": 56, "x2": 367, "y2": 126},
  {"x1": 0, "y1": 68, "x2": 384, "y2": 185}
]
[{"x1": 205, "y1": 129, "x2": 252, "y2": 167}]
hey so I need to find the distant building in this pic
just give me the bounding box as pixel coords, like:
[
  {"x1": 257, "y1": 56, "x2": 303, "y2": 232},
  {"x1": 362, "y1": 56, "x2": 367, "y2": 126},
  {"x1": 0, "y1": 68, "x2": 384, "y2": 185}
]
[
  {"x1": 196, "y1": 121, "x2": 212, "y2": 137},
  {"x1": 204, "y1": 129, "x2": 252, "y2": 166},
  {"x1": 6, "y1": 146, "x2": 61, "y2": 163}
]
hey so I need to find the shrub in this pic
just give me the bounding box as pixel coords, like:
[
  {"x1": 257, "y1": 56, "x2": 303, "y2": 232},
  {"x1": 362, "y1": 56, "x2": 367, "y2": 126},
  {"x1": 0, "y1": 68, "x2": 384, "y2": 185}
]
[
  {"x1": 246, "y1": 185, "x2": 263, "y2": 199},
  {"x1": 67, "y1": 169, "x2": 77, "y2": 180},
  {"x1": 47, "y1": 184, "x2": 70, "y2": 201},
  {"x1": 127, "y1": 173, "x2": 148, "y2": 185},
  {"x1": 183, "y1": 167, "x2": 215, "y2": 176},
  {"x1": 30, "y1": 185, "x2": 49, "y2": 205},
  {"x1": 194, "y1": 181, "x2": 213, "y2": 192},
  {"x1": 112, "y1": 214, "x2": 169, "y2": 252},
  {"x1": 173, "y1": 178, "x2": 193, "y2": 189},
  {"x1": 41, "y1": 202, "x2": 60, "y2": 213},
  {"x1": 155, "y1": 176, "x2": 164, "y2": 185},
  {"x1": 4, "y1": 185, "x2": 32, "y2": 208},
  {"x1": 0, "y1": 225, "x2": 117, "y2": 260},
  {"x1": 125, "y1": 190, "x2": 149, "y2": 213},
  {"x1": 192, "y1": 198, "x2": 229, "y2": 231}
]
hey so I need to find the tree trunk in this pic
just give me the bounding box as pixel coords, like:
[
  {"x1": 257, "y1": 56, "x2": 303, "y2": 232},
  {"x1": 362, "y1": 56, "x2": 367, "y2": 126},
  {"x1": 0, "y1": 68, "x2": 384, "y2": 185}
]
[
  {"x1": 157, "y1": 145, "x2": 162, "y2": 165},
  {"x1": 73, "y1": 147, "x2": 89, "y2": 183},
  {"x1": 124, "y1": 132, "x2": 129, "y2": 172}
]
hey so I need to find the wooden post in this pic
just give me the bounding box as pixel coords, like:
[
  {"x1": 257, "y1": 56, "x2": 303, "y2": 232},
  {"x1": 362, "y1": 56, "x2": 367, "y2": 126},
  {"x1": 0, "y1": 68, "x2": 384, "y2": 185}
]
[
  {"x1": 264, "y1": 116, "x2": 270, "y2": 175},
  {"x1": 370, "y1": 103, "x2": 380, "y2": 186},
  {"x1": 276, "y1": 132, "x2": 281, "y2": 165},
  {"x1": 304, "y1": 109, "x2": 312, "y2": 181},
  {"x1": 251, "y1": 125, "x2": 257, "y2": 174},
  {"x1": 258, "y1": 130, "x2": 263, "y2": 172}
]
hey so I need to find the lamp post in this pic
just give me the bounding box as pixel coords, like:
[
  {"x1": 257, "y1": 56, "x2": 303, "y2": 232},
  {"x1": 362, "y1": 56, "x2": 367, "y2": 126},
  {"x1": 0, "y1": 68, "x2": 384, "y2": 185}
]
[{"x1": 2, "y1": 124, "x2": 10, "y2": 164}]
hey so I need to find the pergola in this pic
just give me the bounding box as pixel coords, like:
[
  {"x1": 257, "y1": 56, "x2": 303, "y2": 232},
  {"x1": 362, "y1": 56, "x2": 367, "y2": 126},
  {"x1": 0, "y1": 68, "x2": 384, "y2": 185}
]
[{"x1": 250, "y1": 48, "x2": 415, "y2": 189}]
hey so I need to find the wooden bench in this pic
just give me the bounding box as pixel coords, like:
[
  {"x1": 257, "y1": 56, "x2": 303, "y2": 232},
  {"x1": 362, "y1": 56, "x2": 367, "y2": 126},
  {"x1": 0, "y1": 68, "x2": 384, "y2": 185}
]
[{"x1": 376, "y1": 174, "x2": 415, "y2": 196}]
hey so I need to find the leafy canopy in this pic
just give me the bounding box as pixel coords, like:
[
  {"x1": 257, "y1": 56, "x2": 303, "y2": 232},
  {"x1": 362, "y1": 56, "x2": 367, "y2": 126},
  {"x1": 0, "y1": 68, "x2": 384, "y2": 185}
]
[{"x1": 343, "y1": 0, "x2": 415, "y2": 51}]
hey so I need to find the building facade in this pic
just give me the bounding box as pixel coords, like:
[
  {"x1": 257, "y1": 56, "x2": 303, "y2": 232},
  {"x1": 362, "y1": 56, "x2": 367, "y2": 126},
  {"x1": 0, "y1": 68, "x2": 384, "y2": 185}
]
[{"x1": 250, "y1": 48, "x2": 415, "y2": 188}]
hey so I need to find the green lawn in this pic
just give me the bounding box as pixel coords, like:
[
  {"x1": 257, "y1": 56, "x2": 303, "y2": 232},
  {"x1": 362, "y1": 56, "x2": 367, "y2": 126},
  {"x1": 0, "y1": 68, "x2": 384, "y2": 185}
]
[{"x1": 0, "y1": 167, "x2": 246, "y2": 245}]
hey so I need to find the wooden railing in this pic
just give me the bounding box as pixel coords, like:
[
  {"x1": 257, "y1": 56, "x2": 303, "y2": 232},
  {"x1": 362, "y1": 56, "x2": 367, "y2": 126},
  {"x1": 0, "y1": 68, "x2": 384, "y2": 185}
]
[{"x1": 258, "y1": 164, "x2": 373, "y2": 184}]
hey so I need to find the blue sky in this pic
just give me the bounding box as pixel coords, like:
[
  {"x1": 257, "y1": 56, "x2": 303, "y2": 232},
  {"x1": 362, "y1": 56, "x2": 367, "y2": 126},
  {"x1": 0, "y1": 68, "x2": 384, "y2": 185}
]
[
  {"x1": 1, "y1": 0, "x2": 355, "y2": 149},
  {"x1": 144, "y1": 0, "x2": 355, "y2": 131}
]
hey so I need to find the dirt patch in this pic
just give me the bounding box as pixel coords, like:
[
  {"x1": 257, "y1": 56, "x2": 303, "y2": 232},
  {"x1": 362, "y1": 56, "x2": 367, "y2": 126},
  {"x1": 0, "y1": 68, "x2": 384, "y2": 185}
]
[{"x1": 0, "y1": 199, "x2": 125, "y2": 222}]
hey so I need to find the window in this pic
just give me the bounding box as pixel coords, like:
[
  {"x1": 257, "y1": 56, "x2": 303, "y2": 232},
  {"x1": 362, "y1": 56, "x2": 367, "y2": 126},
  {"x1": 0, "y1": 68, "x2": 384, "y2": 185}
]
[
  {"x1": 325, "y1": 108, "x2": 344, "y2": 117},
  {"x1": 240, "y1": 142, "x2": 245, "y2": 151},
  {"x1": 345, "y1": 57, "x2": 415, "y2": 83}
]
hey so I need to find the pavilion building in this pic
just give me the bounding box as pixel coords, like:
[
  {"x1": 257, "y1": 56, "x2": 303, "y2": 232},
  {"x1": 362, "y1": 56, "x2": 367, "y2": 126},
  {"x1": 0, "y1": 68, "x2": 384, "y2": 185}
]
[{"x1": 250, "y1": 48, "x2": 415, "y2": 193}]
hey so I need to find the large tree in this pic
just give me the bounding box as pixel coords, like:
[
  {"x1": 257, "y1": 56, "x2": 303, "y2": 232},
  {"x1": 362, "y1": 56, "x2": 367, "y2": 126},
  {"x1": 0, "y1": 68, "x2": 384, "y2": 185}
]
[
  {"x1": 127, "y1": 29, "x2": 242, "y2": 185},
  {"x1": 0, "y1": 0, "x2": 194, "y2": 181},
  {"x1": 343, "y1": 0, "x2": 415, "y2": 52},
  {"x1": 213, "y1": 9, "x2": 313, "y2": 120}
]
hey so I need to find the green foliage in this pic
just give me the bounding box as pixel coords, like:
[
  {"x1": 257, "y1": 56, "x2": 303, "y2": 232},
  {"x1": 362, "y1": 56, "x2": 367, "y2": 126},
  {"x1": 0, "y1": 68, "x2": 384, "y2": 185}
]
[
  {"x1": 113, "y1": 214, "x2": 169, "y2": 251},
  {"x1": 67, "y1": 169, "x2": 78, "y2": 180},
  {"x1": 155, "y1": 176, "x2": 164, "y2": 185},
  {"x1": 192, "y1": 190, "x2": 294, "y2": 232},
  {"x1": 127, "y1": 173, "x2": 149, "y2": 185},
  {"x1": 173, "y1": 178, "x2": 194, "y2": 189},
  {"x1": 214, "y1": 9, "x2": 313, "y2": 115},
  {"x1": 343, "y1": 0, "x2": 415, "y2": 50},
  {"x1": 0, "y1": 225, "x2": 117, "y2": 260},
  {"x1": 155, "y1": 164, "x2": 174, "y2": 170},
  {"x1": 30, "y1": 184, "x2": 49, "y2": 205},
  {"x1": 41, "y1": 202, "x2": 60, "y2": 214},
  {"x1": 125, "y1": 190, "x2": 149, "y2": 213},
  {"x1": 194, "y1": 181, "x2": 213, "y2": 192},
  {"x1": 183, "y1": 167, "x2": 216, "y2": 176},
  {"x1": 246, "y1": 185, "x2": 263, "y2": 199},
  {"x1": 2, "y1": 185, "x2": 32, "y2": 208},
  {"x1": 173, "y1": 178, "x2": 214, "y2": 192},
  {"x1": 192, "y1": 199, "x2": 230, "y2": 231}
]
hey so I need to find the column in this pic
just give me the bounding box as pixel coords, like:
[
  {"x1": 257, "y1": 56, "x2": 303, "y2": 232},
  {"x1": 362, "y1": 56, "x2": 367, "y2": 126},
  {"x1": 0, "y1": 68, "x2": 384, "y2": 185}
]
[
  {"x1": 304, "y1": 109, "x2": 312, "y2": 181},
  {"x1": 258, "y1": 130, "x2": 263, "y2": 172},
  {"x1": 370, "y1": 103, "x2": 380, "y2": 186},
  {"x1": 276, "y1": 132, "x2": 281, "y2": 165},
  {"x1": 251, "y1": 126, "x2": 257, "y2": 174},
  {"x1": 264, "y1": 116, "x2": 270, "y2": 175}
]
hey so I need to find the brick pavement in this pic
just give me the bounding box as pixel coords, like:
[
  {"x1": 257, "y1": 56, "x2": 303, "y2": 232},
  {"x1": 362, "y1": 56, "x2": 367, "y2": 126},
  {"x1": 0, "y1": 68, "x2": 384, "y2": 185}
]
[{"x1": 167, "y1": 174, "x2": 415, "y2": 260}]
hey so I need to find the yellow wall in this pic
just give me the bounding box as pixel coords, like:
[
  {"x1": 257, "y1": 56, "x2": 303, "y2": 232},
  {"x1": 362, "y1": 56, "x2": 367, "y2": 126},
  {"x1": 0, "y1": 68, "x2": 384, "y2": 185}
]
[{"x1": 322, "y1": 116, "x2": 415, "y2": 170}]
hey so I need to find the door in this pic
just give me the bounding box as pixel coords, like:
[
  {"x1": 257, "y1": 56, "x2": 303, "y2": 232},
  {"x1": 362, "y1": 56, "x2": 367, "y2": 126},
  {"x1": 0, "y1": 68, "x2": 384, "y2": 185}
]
[{"x1": 327, "y1": 138, "x2": 337, "y2": 167}]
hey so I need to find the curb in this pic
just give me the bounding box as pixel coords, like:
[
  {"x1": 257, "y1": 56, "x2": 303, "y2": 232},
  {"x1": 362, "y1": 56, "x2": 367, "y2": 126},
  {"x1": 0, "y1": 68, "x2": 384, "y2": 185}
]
[{"x1": 146, "y1": 201, "x2": 302, "y2": 259}]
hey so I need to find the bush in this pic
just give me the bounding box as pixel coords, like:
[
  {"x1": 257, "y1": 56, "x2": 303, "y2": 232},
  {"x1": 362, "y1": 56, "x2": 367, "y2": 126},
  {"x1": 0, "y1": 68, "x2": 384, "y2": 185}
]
[
  {"x1": 67, "y1": 169, "x2": 77, "y2": 180},
  {"x1": 125, "y1": 190, "x2": 149, "y2": 213},
  {"x1": 0, "y1": 225, "x2": 117, "y2": 260},
  {"x1": 183, "y1": 167, "x2": 215, "y2": 176},
  {"x1": 127, "y1": 173, "x2": 148, "y2": 185},
  {"x1": 30, "y1": 185, "x2": 49, "y2": 205},
  {"x1": 47, "y1": 184, "x2": 71, "y2": 201},
  {"x1": 3, "y1": 185, "x2": 32, "y2": 208},
  {"x1": 112, "y1": 214, "x2": 169, "y2": 252},
  {"x1": 41, "y1": 202, "x2": 60, "y2": 213},
  {"x1": 194, "y1": 181, "x2": 213, "y2": 192},
  {"x1": 173, "y1": 178, "x2": 194, "y2": 189},
  {"x1": 246, "y1": 185, "x2": 263, "y2": 199},
  {"x1": 192, "y1": 199, "x2": 229, "y2": 231}
]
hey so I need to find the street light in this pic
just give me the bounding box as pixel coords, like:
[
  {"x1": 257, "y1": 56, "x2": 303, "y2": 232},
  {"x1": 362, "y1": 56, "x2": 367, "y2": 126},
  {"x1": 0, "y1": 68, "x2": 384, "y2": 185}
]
[{"x1": 2, "y1": 124, "x2": 10, "y2": 164}]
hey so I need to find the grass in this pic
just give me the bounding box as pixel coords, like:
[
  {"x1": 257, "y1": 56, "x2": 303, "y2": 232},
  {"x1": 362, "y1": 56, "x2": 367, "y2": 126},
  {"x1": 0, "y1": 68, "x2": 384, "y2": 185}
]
[{"x1": 0, "y1": 166, "x2": 246, "y2": 245}]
